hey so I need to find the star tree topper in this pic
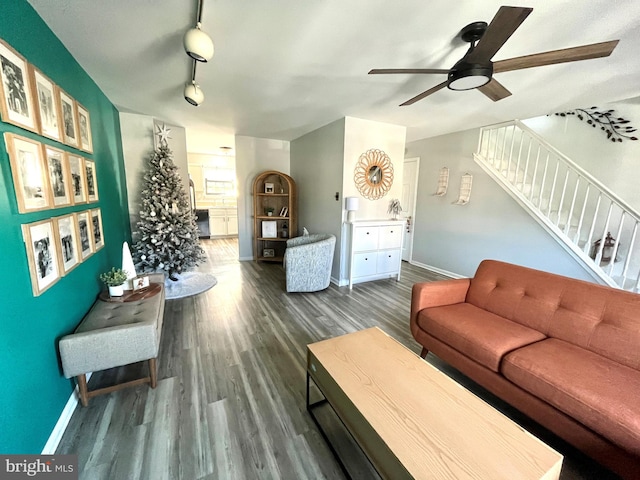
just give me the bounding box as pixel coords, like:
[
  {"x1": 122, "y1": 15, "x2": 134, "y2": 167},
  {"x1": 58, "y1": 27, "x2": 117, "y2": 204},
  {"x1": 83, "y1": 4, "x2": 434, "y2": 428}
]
[{"x1": 155, "y1": 123, "x2": 172, "y2": 146}]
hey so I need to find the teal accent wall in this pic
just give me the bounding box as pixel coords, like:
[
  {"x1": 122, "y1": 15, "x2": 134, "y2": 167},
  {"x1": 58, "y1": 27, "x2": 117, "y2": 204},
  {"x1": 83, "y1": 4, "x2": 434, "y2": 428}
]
[{"x1": 0, "y1": 1, "x2": 131, "y2": 453}]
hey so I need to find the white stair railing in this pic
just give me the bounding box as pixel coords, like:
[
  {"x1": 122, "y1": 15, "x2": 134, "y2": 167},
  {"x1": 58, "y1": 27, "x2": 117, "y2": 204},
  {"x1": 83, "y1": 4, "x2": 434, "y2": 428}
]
[{"x1": 475, "y1": 120, "x2": 640, "y2": 292}]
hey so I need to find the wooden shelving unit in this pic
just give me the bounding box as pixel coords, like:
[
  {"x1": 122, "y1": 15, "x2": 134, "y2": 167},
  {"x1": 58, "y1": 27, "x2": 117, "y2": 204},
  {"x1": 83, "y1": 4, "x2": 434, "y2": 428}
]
[{"x1": 252, "y1": 171, "x2": 297, "y2": 262}]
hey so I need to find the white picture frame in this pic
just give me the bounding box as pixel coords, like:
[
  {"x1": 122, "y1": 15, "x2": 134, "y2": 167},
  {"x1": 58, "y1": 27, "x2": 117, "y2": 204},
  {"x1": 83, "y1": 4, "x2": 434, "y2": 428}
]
[
  {"x1": 261, "y1": 220, "x2": 277, "y2": 238},
  {"x1": 264, "y1": 182, "x2": 274, "y2": 194}
]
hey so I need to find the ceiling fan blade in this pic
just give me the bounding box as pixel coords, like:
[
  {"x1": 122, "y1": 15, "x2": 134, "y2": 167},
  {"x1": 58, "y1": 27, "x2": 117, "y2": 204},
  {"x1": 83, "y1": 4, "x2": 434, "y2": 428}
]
[
  {"x1": 493, "y1": 40, "x2": 619, "y2": 73},
  {"x1": 468, "y1": 6, "x2": 533, "y2": 62},
  {"x1": 478, "y1": 78, "x2": 512, "y2": 101},
  {"x1": 400, "y1": 80, "x2": 448, "y2": 106},
  {"x1": 369, "y1": 68, "x2": 449, "y2": 75}
]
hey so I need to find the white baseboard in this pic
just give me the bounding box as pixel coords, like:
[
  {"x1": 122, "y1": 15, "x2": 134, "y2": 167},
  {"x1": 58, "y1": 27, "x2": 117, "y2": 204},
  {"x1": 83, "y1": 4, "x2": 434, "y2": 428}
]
[
  {"x1": 42, "y1": 373, "x2": 91, "y2": 454},
  {"x1": 409, "y1": 261, "x2": 465, "y2": 279}
]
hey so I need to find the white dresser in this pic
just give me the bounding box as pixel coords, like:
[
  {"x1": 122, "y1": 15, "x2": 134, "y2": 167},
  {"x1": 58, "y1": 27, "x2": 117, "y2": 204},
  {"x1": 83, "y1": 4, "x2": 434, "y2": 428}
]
[{"x1": 347, "y1": 219, "x2": 405, "y2": 289}]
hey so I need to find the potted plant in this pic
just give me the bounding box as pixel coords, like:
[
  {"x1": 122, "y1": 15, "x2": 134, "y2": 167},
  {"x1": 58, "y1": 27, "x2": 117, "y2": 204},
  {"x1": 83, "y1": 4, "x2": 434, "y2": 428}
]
[
  {"x1": 99, "y1": 267, "x2": 129, "y2": 297},
  {"x1": 264, "y1": 206, "x2": 275, "y2": 216},
  {"x1": 388, "y1": 198, "x2": 402, "y2": 220}
]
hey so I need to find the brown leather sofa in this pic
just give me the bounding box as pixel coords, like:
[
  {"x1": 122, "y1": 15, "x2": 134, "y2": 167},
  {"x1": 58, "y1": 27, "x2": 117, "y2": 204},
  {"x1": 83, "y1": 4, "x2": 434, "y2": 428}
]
[{"x1": 410, "y1": 259, "x2": 640, "y2": 479}]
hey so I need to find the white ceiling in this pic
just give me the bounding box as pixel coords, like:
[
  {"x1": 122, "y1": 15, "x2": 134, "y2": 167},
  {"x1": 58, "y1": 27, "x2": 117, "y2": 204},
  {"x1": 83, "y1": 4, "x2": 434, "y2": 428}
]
[{"x1": 27, "y1": 0, "x2": 640, "y2": 152}]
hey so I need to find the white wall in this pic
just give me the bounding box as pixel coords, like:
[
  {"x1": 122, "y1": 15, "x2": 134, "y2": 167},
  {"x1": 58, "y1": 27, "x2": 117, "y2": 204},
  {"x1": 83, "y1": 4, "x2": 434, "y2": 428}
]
[
  {"x1": 290, "y1": 116, "x2": 406, "y2": 284},
  {"x1": 522, "y1": 97, "x2": 640, "y2": 212},
  {"x1": 290, "y1": 118, "x2": 345, "y2": 279},
  {"x1": 406, "y1": 127, "x2": 598, "y2": 282},
  {"x1": 343, "y1": 117, "x2": 406, "y2": 220},
  {"x1": 119, "y1": 112, "x2": 155, "y2": 236},
  {"x1": 235, "y1": 136, "x2": 290, "y2": 260}
]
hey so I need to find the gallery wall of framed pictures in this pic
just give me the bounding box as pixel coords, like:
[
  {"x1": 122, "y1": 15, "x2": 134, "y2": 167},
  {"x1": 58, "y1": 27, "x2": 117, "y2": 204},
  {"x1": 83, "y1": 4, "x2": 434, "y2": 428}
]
[
  {"x1": 22, "y1": 208, "x2": 104, "y2": 296},
  {"x1": 0, "y1": 36, "x2": 102, "y2": 296}
]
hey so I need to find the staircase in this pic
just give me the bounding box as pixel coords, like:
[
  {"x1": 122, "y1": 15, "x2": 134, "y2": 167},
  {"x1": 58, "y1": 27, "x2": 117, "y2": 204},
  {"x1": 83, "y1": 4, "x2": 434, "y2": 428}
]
[{"x1": 474, "y1": 120, "x2": 640, "y2": 292}]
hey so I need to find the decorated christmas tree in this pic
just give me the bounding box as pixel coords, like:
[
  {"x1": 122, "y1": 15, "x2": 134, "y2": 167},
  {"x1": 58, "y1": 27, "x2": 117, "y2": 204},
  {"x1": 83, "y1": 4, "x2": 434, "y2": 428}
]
[{"x1": 133, "y1": 125, "x2": 205, "y2": 280}]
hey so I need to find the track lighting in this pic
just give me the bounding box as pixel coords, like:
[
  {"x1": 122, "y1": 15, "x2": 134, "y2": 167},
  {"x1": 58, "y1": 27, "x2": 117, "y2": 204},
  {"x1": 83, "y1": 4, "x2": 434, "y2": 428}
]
[
  {"x1": 184, "y1": 61, "x2": 204, "y2": 106},
  {"x1": 184, "y1": 22, "x2": 214, "y2": 62},
  {"x1": 184, "y1": 81, "x2": 204, "y2": 106},
  {"x1": 184, "y1": 0, "x2": 214, "y2": 62}
]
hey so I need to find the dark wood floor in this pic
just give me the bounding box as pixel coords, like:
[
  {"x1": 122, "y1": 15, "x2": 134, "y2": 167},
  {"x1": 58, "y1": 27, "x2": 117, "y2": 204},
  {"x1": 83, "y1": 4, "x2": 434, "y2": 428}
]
[{"x1": 57, "y1": 238, "x2": 620, "y2": 479}]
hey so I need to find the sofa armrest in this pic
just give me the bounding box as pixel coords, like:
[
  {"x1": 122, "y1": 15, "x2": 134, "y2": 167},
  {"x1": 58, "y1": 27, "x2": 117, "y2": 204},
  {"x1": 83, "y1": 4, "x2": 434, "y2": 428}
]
[{"x1": 410, "y1": 278, "x2": 471, "y2": 337}]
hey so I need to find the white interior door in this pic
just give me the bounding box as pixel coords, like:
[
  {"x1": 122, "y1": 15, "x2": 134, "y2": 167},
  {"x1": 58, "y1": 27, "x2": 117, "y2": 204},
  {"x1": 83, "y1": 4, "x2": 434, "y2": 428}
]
[{"x1": 401, "y1": 157, "x2": 419, "y2": 262}]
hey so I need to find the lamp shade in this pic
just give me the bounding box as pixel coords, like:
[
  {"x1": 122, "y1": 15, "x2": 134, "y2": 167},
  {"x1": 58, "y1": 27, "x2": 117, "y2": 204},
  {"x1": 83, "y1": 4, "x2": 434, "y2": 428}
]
[
  {"x1": 184, "y1": 82, "x2": 205, "y2": 106},
  {"x1": 183, "y1": 24, "x2": 214, "y2": 62},
  {"x1": 345, "y1": 197, "x2": 360, "y2": 211}
]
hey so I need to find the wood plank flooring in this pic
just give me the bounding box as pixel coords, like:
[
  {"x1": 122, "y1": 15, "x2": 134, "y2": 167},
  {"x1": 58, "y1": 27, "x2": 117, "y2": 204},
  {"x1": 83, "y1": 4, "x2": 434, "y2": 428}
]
[{"x1": 56, "y1": 238, "x2": 620, "y2": 480}]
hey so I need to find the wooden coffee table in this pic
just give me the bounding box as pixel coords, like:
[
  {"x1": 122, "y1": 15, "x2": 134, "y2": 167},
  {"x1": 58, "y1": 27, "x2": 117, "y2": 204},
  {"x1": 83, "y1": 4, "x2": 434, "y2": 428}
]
[{"x1": 306, "y1": 327, "x2": 563, "y2": 480}]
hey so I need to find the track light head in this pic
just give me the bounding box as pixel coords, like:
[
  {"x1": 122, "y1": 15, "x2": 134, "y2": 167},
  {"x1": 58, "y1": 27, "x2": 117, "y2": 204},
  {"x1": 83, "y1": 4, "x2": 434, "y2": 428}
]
[
  {"x1": 184, "y1": 22, "x2": 214, "y2": 62},
  {"x1": 184, "y1": 81, "x2": 204, "y2": 106}
]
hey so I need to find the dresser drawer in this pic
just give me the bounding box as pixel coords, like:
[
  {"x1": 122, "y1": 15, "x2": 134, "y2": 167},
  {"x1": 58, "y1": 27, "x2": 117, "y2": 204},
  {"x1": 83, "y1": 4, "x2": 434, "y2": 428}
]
[
  {"x1": 353, "y1": 226, "x2": 379, "y2": 251},
  {"x1": 377, "y1": 249, "x2": 400, "y2": 274},
  {"x1": 378, "y1": 226, "x2": 402, "y2": 249},
  {"x1": 352, "y1": 252, "x2": 378, "y2": 278}
]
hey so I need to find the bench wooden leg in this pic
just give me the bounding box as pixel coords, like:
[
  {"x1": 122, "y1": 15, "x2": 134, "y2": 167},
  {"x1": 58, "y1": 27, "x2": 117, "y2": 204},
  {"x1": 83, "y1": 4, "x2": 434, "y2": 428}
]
[
  {"x1": 420, "y1": 347, "x2": 429, "y2": 359},
  {"x1": 149, "y1": 358, "x2": 157, "y2": 388},
  {"x1": 77, "y1": 374, "x2": 89, "y2": 407}
]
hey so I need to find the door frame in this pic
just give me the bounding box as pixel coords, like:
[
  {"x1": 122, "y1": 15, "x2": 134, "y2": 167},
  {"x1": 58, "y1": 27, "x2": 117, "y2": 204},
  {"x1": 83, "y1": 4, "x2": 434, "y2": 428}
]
[{"x1": 402, "y1": 157, "x2": 420, "y2": 262}]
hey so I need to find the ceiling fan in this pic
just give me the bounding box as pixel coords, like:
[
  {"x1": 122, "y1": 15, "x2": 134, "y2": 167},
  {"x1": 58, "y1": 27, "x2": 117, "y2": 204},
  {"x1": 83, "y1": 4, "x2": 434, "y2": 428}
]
[{"x1": 369, "y1": 6, "x2": 619, "y2": 106}]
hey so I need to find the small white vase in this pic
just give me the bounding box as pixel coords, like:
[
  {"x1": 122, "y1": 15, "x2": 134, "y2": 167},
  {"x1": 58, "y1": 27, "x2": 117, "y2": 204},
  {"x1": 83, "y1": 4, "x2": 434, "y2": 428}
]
[{"x1": 108, "y1": 284, "x2": 124, "y2": 297}]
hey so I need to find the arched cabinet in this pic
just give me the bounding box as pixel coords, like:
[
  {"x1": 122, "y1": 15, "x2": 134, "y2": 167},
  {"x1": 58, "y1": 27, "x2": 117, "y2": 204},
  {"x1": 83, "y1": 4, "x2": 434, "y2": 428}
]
[{"x1": 252, "y1": 170, "x2": 297, "y2": 262}]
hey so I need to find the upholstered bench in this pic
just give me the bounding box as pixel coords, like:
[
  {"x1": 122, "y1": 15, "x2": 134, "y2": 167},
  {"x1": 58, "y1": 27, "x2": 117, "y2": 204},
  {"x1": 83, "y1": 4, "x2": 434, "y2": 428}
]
[{"x1": 59, "y1": 274, "x2": 166, "y2": 407}]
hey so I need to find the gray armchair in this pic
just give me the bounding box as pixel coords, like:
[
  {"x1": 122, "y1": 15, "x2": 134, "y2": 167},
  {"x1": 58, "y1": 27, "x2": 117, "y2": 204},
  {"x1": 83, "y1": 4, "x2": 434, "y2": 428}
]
[{"x1": 284, "y1": 234, "x2": 336, "y2": 292}]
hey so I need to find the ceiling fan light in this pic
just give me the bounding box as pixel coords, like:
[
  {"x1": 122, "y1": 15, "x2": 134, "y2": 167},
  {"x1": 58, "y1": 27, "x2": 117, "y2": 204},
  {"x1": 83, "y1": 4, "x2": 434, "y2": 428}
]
[
  {"x1": 184, "y1": 82, "x2": 204, "y2": 106},
  {"x1": 184, "y1": 23, "x2": 214, "y2": 62},
  {"x1": 447, "y1": 61, "x2": 493, "y2": 91}
]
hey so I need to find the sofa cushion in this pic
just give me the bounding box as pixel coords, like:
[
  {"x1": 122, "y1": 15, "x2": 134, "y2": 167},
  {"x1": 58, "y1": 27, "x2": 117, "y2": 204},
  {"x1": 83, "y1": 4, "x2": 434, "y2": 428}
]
[
  {"x1": 466, "y1": 260, "x2": 640, "y2": 371},
  {"x1": 416, "y1": 303, "x2": 546, "y2": 372},
  {"x1": 502, "y1": 338, "x2": 640, "y2": 456}
]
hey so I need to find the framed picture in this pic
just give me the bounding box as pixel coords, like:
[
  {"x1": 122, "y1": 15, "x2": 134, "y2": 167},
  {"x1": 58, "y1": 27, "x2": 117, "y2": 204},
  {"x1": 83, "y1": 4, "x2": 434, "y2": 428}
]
[
  {"x1": 44, "y1": 146, "x2": 72, "y2": 208},
  {"x1": 261, "y1": 220, "x2": 277, "y2": 238},
  {"x1": 90, "y1": 208, "x2": 104, "y2": 251},
  {"x1": 76, "y1": 211, "x2": 93, "y2": 259},
  {"x1": 85, "y1": 159, "x2": 98, "y2": 202},
  {"x1": 279, "y1": 206, "x2": 288, "y2": 217},
  {"x1": 133, "y1": 275, "x2": 150, "y2": 291},
  {"x1": 22, "y1": 219, "x2": 60, "y2": 296},
  {"x1": 75, "y1": 102, "x2": 92, "y2": 153},
  {"x1": 58, "y1": 88, "x2": 78, "y2": 147},
  {"x1": 264, "y1": 183, "x2": 274, "y2": 194},
  {"x1": 53, "y1": 214, "x2": 80, "y2": 274},
  {"x1": 30, "y1": 66, "x2": 62, "y2": 141},
  {"x1": 4, "y1": 133, "x2": 50, "y2": 213},
  {"x1": 263, "y1": 248, "x2": 275, "y2": 258},
  {"x1": 0, "y1": 40, "x2": 37, "y2": 133},
  {"x1": 67, "y1": 154, "x2": 86, "y2": 204}
]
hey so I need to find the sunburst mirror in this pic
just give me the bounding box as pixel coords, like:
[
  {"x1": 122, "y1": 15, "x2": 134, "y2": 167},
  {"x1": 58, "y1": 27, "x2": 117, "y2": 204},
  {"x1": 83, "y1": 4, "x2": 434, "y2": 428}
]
[{"x1": 353, "y1": 149, "x2": 394, "y2": 200}]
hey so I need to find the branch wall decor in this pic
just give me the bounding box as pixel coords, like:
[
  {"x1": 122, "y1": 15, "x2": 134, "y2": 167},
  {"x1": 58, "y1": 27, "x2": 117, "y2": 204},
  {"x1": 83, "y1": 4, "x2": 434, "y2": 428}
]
[{"x1": 554, "y1": 107, "x2": 638, "y2": 143}]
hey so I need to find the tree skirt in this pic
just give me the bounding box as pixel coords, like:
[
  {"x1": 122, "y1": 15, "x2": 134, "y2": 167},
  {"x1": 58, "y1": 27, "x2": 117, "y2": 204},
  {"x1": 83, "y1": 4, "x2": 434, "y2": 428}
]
[{"x1": 164, "y1": 272, "x2": 217, "y2": 300}]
